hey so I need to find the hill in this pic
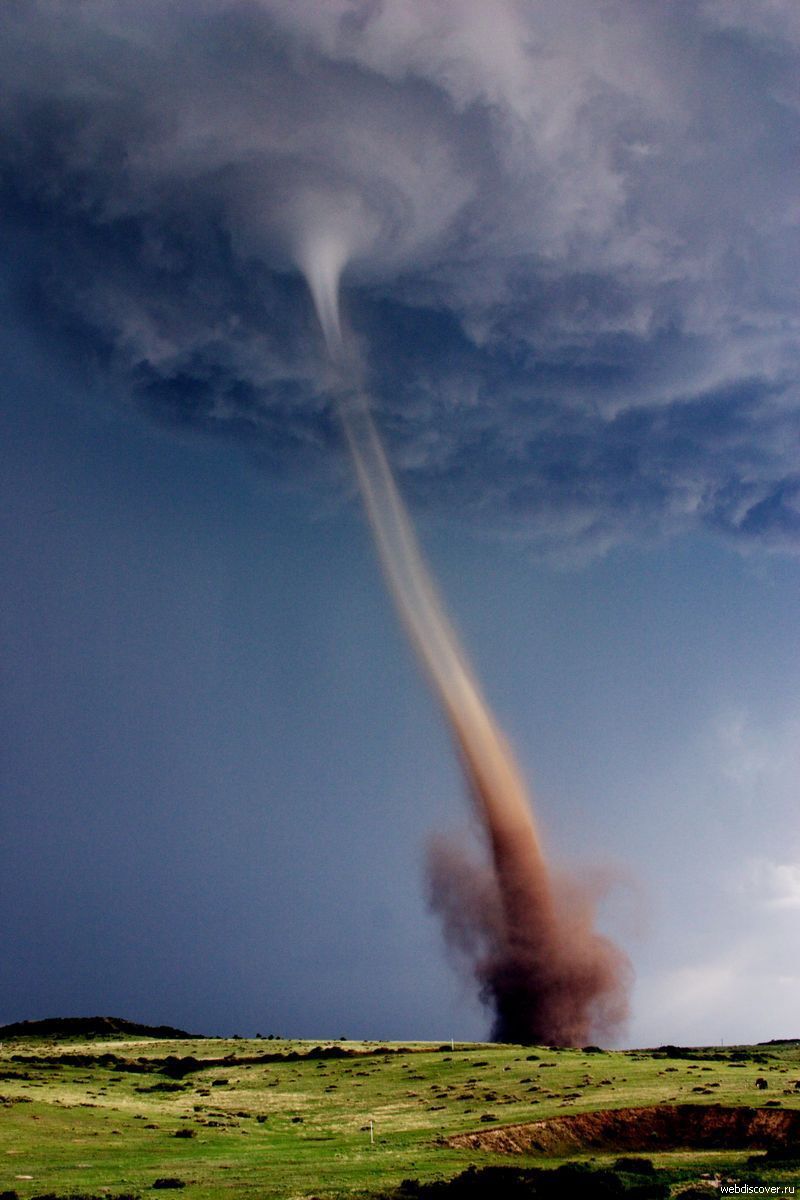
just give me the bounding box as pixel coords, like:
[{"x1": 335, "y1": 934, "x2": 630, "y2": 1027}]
[
  {"x1": 0, "y1": 1015, "x2": 197, "y2": 1040},
  {"x1": 0, "y1": 1033, "x2": 798, "y2": 1198}
]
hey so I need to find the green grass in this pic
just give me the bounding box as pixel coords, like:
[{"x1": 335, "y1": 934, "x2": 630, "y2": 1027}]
[{"x1": 1, "y1": 1036, "x2": 799, "y2": 1198}]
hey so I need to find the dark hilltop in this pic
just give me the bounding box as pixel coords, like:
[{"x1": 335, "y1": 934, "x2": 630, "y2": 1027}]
[{"x1": 0, "y1": 1015, "x2": 198, "y2": 1040}]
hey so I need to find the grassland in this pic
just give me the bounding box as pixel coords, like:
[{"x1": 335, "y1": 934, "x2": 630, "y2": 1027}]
[{"x1": 1, "y1": 1034, "x2": 799, "y2": 1198}]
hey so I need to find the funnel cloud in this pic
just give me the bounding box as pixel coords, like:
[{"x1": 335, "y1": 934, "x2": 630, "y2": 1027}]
[{"x1": 304, "y1": 239, "x2": 630, "y2": 1043}]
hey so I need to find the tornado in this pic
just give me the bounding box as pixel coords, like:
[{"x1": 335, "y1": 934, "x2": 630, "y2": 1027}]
[{"x1": 301, "y1": 232, "x2": 631, "y2": 1045}]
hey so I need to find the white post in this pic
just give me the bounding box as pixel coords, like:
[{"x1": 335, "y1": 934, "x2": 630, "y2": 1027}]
[{"x1": 369, "y1": 1120, "x2": 374, "y2": 1145}]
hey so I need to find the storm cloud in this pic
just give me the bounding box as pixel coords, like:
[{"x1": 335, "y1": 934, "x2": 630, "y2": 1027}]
[{"x1": 1, "y1": 0, "x2": 798, "y2": 554}]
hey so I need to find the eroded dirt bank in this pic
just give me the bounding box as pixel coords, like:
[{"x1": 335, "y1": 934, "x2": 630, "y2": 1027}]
[{"x1": 447, "y1": 1104, "x2": 800, "y2": 1154}]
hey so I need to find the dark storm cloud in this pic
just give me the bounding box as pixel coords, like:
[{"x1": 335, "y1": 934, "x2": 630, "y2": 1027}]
[{"x1": 1, "y1": 0, "x2": 798, "y2": 553}]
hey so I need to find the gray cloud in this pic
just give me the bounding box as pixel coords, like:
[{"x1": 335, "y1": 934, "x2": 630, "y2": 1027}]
[{"x1": 1, "y1": 0, "x2": 798, "y2": 553}]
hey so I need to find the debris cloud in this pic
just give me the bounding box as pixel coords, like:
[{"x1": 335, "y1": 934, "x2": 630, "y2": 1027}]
[{"x1": 302, "y1": 231, "x2": 631, "y2": 1045}]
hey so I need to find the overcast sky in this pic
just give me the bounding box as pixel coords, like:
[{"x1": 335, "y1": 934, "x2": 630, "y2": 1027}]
[{"x1": 1, "y1": 0, "x2": 799, "y2": 1046}]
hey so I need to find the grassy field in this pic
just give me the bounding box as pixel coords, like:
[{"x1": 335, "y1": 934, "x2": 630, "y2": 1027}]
[{"x1": 1, "y1": 1034, "x2": 799, "y2": 1198}]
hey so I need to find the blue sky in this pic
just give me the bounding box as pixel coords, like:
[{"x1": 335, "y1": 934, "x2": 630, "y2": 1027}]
[{"x1": 1, "y1": 1, "x2": 799, "y2": 1046}]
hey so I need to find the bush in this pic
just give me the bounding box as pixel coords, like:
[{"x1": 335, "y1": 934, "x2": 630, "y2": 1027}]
[{"x1": 613, "y1": 1158, "x2": 656, "y2": 1174}]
